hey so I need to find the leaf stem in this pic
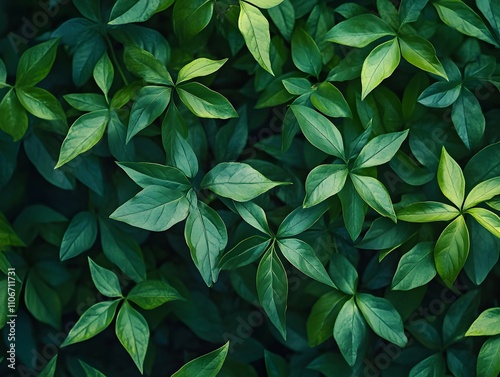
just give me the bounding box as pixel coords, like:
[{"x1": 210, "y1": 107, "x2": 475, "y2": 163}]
[{"x1": 105, "y1": 36, "x2": 129, "y2": 86}]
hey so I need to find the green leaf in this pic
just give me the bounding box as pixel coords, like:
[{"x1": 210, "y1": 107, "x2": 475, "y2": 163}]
[
  {"x1": 437, "y1": 147, "x2": 466, "y2": 208},
  {"x1": 0, "y1": 212, "x2": 24, "y2": 247},
  {"x1": 219, "y1": 236, "x2": 271, "y2": 270},
  {"x1": 257, "y1": 246, "x2": 288, "y2": 339},
  {"x1": 88, "y1": 258, "x2": 123, "y2": 298},
  {"x1": 339, "y1": 179, "x2": 367, "y2": 241},
  {"x1": 0, "y1": 89, "x2": 28, "y2": 141},
  {"x1": 234, "y1": 201, "x2": 272, "y2": 235},
  {"x1": 303, "y1": 164, "x2": 348, "y2": 208},
  {"x1": 0, "y1": 59, "x2": 6, "y2": 84},
  {"x1": 115, "y1": 301, "x2": 150, "y2": 373},
  {"x1": 282, "y1": 78, "x2": 311, "y2": 95},
  {"x1": 477, "y1": 335, "x2": 500, "y2": 377},
  {"x1": 245, "y1": 0, "x2": 284, "y2": 8},
  {"x1": 16, "y1": 38, "x2": 59, "y2": 86},
  {"x1": 434, "y1": 215, "x2": 470, "y2": 287},
  {"x1": 433, "y1": 0, "x2": 497, "y2": 46},
  {"x1": 166, "y1": 131, "x2": 199, "y2": 178},
  {"x1": 172, "y1": 342, "x2": 230, "y2": 377},
  {"x1": 127, "y1": 86, "x2": 172, "y2": 143},
  {"x1": 355, "y1": 293, "x2": 408, "y2": 347},
  {"x1": 177, "y1": 82, "x2": 237, "y2": 119},
  {"x1": 238, "y1": 1, "x2": 274, "y2": 75},
  {"x1": 93, "y1": 53, "x2": 114, "y2": 99},
  {"x1": 477, "y1": 0, "x2": 500, "y2": 38},
  {"x1": 60, "y1": 212, "x2": 97, "y2": 261},
  {"x1": 464, "y1": 142, "x2": 500, "y2": 188},
  {"x1": 111, "y1": 186, "x2": 190, "y2": 232},
  {"x1": 353, "y1": 130, "x2": 409, "y2": 169},
  {"x1": 61, "y1": 300, "x2": 120, "y2": 346},
  {"x1": 185, "y1": 199, "x2": 228, "y2": 286},
  {"x1": 290, "y1": 105, "x2": 345, "y2": 159},
  {"x1": 38, "y1": 355, "x2": 58, "y2": 377},
  {"x1": 310, "y1": 82, "x2": 352, "y2": 118},
  {"x1": 466, "y1": 308, "x2": 500, "y2": 336},
  {"x1": 177, "y1": 58, "x2": 228, "y2": 84},
  {"x1": 334, "y1": 297, "x2": 367, "y2": 367},
  {"x1": 277, "y1": 238, "x2": 335, "y2": 287},
  {"x1": 173, "y1": 0, "x2": 213, "y2": 40},
  {"x1": 398, "y1": 34, "x2": 448, "y2": 79},
  {"x1": 25, "y1": 271, "x2": 62, "y2": 329},
  {"x1": 397, "y1": 201, "x2": 460, "y2": 222},
  {"x1": 330, "y1": 253, "x2": 358, "y2": 295},
  {"x1": 117, "y1": 162, "x2": 191, "y2": 190},
  {"x1": 56, "y1": 110, "x2": 109, "y2": 168},
  {"x1": 109, "y1": 0, "x2": 168, "y2": 25},
  {"x1": 64, "y1": 93, "x2": 108, "y2": 112},
  {"x1": 451, "y1": 87, "x2": 485, "y2": 150},
  {"x1": 361, "y1": 38, "x2": 400, "y2": 99},
  {"x1": 201, "y1": 162, "x2": 289, "y2": 202},
  {"x1": 123, "y1": 46, "x2": 173, "y2": 86},
  {"x1": 79, "y1": 361, "x2": 106, "y2": 377},
  {"x1": 16, "y1": 86, "x2": 66, "y2": 121},
  {"x1": 464, "y1": 177, "x2": 500, "y2": 209},
  {"x1": 351, "y1": 174, "x2": 396, "y2": 222},
  {"x1": 391, "y1": 242, "x2": 437, "y2": 291},
  {"x1": 400, "y1": 0, "x2": 430, "y2": 24},
  {"x1": 417, "y1": 81, "x2": 462, "y2": 108},
  {"x1": 127, "y1": 280, "x2": 183, "y2": 309},
  {"x1": 265, "y1": 350, "x2": 288, "y2": 377},
  {"x1": 325, "y1": 14, "x2": 396, "y2": 48},
  {"x1": 443, "y1": 290, "x2": 480, "y2": 346},
  {"x1": 277, "y1": 202, "x2": 329, "y2": 238},
  {"x1": 307, "y1": 290, "x2": 348, "y2": 347},
  {"x1": 409, "y1": 353, "x2": 446, "y2": 377},
  {"x1": 291, "y1": 28, "x2": 322, "y2": 77},
  {"x1": 467, "y1": 207, "x2": 500, "y2": 238},
  {"x1": 268, "y1": 0, "x2": 295, "y2": 41}
]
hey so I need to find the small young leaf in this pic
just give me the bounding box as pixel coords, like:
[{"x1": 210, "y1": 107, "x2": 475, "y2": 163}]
[
  {"x1": 391, "y1": 242, "x2": 437, "y2": 291},
  {"x1": 303, "y1": 164, "x2": 348, "y2": 208},
  {"x1": 60, "y1": 212, "x2": 97, "y2": 261},
  {"x1": 93, "y1": 53, "x2": 114, "y2": 99},
  {"x1": 351, "y1": 174, "x2": 397, "y2": 222},
  {"x1": 437, "y1": 147, "x2": 466, "y2": 208},
  {"x1": 353, "y1": 130, "x2": 409, "y2": 169},
  {"x1": 466, "y1": 308, "x2": 500, "y2": 336},
  {"x1": 277, "y1": 201, "x2": 329, "y2": 238},
  {"x1": 177, "y1": 58, "x2": 228, "y2": 84},
  {"x1": 464, "y1": 177, "x2": 500, "y2": 209},
  {"x1": 399, "y1": 34, "x2": 448, "y2": 79},
  {"x1": 88, "y1": 258, "x2": 123, "y2": 298},
  {"x1": 127, "y1": 280, "x2": 183, "y2": 309},
  {"x1": 172, "y1": 342, "x2": 230, "y2": 377},
  {"x1": 177, "y1": 82, "x2": 237, "y2": 119}
]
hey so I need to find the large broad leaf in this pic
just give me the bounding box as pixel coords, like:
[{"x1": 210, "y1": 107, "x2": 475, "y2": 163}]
[
  {"x1": 434, "y1": 215, "x2": 470, "y2": 287},
  {"x1": 353, "y1": 130, "x2": 409, "y2": 169},
  {"x1": 173, "y1": 0, "x2": 213, "y2": 40},
  {"x1": 61, "y1": 300, "x2": 120, "y2": 346},
  {"x1": 109, "y1": 0, "x2": 171, "y2": 25},
  {"x1": 177, "y1": 58, "x2": 228, "y2": 84},
  {"x1": 467, "y1": 207, "x2": 500, "y2": 238},
  {"x1": 238, "y1": 1, "x2": 274, "y2": 75},
  {"x1": 397, "y1": 201, "x2": 460, "y2": 222},
  {"x1": 303, "y1": 164, "x2": 348, "y2": 208},
  {"x1": 117, "y1": 162, "x2": 191, "y2": 190},
  {"x1": 351, "y1": 174, "x2": 397, "y2": 222},
  {"x1": 277, "y1": 238, "x2": 335, "y2": 287},
  {"x1": 361, "y1": 38, "x2": 400, "y2": 99},
  {"x1": 16, "y1": 38, "x2": 59, "y2": 86},
  {"x1": 464, "y1": 177, "x2": 500, "y2": 209},
  {"x1": 391, "y1": 242, "x2": 437, "y2": 291},
  {"x1": 257, "y1": 246, "x2": 288, "y2": 340},
  {"x1": 325, "y1": 14, "x2": 396, "y2": 48},
  {"x1": 88, "y1": 258, "x2": 123, "y2": 298},
  {"x1": 334, "y1": 298, "x2": 367, "y2": 367},
  {"x1": 201, "y1": 162, "x2": 289, "y2": 202},
  {"x1": 466, "y1": 308, "x2": 500, "y2": 336},
  {"x1": 277, "y1": 201, "x2": 329, "y2": 238},
  {"x1": 398, "y1": 34, "x2": 448, "y2": 79},
  {"x1": 60, "y1": 212, "x2": 97, "y2": 261},
  {"x1": 291, "y1": 28, "x2": 322, "y2": 77},
  {"x1": 16, "y1": 86, "x2": 66, "y2": 121},
  {"x1": 127, "y1": 280, "x2": 183, "y2": 309},
  {"x1": 177, "y1": 82, "x2": 237, "y2": 119},
  {"x1": 123, "y1": 46, "x2": 173, "y2": 85},
  {"x1": 451, "y1": 87, "x2": 485, "y2": 150},
  {"x1": 172, "y1": 342, "x2": 230, "y2": 377},
  {"x1": 290, "y1": 105, "x2": 345, "y2": 159},
  {"x1": 437, "y1": 147, "x2": 465, "y2": 208},
  {"x1": 355, "y1": 293, "x2": 408, "y2": 347},
  {"x1": 185, "y1": 199, "x2": 228, "y2": 286},
  {"x1": 409, "y1": 353, "x2": 446, "y2": 377},
  {"x1": 115, "y1": 301, "x2": 150, "y2": 373},
  {"x1": 0, "y1": 89, "x2": 28, "y2": 141},
  {"x1": 110, "y1": 186, "x2": 190, "y2": 232},
  {"x1": 477, "y1": 336, "x2": 500, "y2": 377},
  {"x1": 56, "y1": 110, "x2": 109, "y2": 168}
]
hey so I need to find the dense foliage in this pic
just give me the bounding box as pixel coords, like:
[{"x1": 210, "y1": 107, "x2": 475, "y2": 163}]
[{"x1": 1, "y1": 0, "x2": 500, "y2": 376}]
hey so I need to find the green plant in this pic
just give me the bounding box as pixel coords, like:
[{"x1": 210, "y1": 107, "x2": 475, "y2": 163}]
[{"x1": 1, "y1": 0, "x2": 500, "y2": 376}]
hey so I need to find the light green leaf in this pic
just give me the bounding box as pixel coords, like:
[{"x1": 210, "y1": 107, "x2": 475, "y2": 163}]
[
  {"x1": 351, "y1": 174, "x2": 396, "y2": 222},
  {"x1": 466, "y1": 308, "x2": 500, "y2": 336},
  {"x1": 451, "y1": 87, "x2": 485, "y2": 150},
  {"x1": 16, "y1": 38, "x2": 59, "y2": 86},
  {"x1": 201, "y1": 162, "x2": 289, "y2": 202},
  {"x1": 257, "y1": 246, "x2": 288, "y2": 339},
  {"x1": 290, "y1": 105, "x2": 345, "y2": 159},
  {"x1": 307, "y1": 291, "x2": 348, "y2": 347},
  {"x1": 303, "y1": 164, "x2": 348, "y2": 208},
  {"x1": 127, "y1": 280, "x2": 183, "y2": 309},
  {"x1": 334, "y1": 297, "x2": 367, "y2": 367},
  {"x1": 123, "y1": 46, "x2": 173, "y2": 85},
  {"x1": 234, "y1": 201, "x2": 272, "y2": 235},
  {"x1": 467, "y1": 207, "x2": 500, "y2": 238},
  {"x1": 115, "y1": 301, "x2": 150, "y2": 373},
  {"x1": 361, "y1": 38, "x2": 400, "y2": 99},
  {"x1": 477, "y1": 335, "x2": 500, "y2": 377},
  {"x1": 244, "y1": 0, "x2": 284, "y2": 8},
  {"x1": 277, "y1": 201, "x2": 329, "y2": 238},
  {"x1": 16, "y1": 86, "x2": 66, "y2": 121},
  {"x1": 61, "y1": 300, "x2": 120, "y2": 346},
  {"x1": 434, "y1": 215, "x2": 470, "y2": 287},
  {"x1": 172, "y1": 342, "x2": 230, "y2": 377},
  {"x1": 277, "y1": 238, "x2": 335, "y2": 287},
  {"x1": 397, "y1": 201, "x2": 460, "y2": 222},
  {"x1": 93, "y1": 53, "x2": 114, "y2": 99},
  {"x1": 0, "y1": 89, "x2": 28, "y2": 141},
  {"x1": 177, "y1": 58, "x2": 228, "y2": 84},
  {"x1": 177, "y1": 82, "x2": 237, "y2": 119},
  {"x1": 56, "y1": 110, "x2": 109, "y2": 168},
  {"x1": 353, "y1": 130, "x2": 409, "y2": 169},
  {"x1": 325, "y1": 14, "x2": 396, "y2": 48},
  {"x1": 60, "y1": 212, "x2": 97, "y2": 261},
  {"x1": 117, "y1": 162, "x2": 191, "y2": 190},
  {"x1": 438, "y1": 147, "x2": 466, "y2": 208},
  {"x1": 355, "y1": 293, "x2": 408, "y2": 346},
  {"x1": 399, "y1": 34, "x2": 448, "y2": 79},
  {"x1": 238, "y1": 1, "x2": 274, "y2": 75},
  {"x1": 291, "y1": 28, "x2": 322, "y2": 77},
  {"x1": 88, "y1": 258, "x2": 123, "y2": 298},
  {"x1": 391, "y1": 242, "x2": 437, "y2": 291},
  {"x1": 310, "y1": 82, "x2": 352, "y2": 118},
  {"x1": 464, "y1": 177, "x2": 500, "y2": 209}
]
